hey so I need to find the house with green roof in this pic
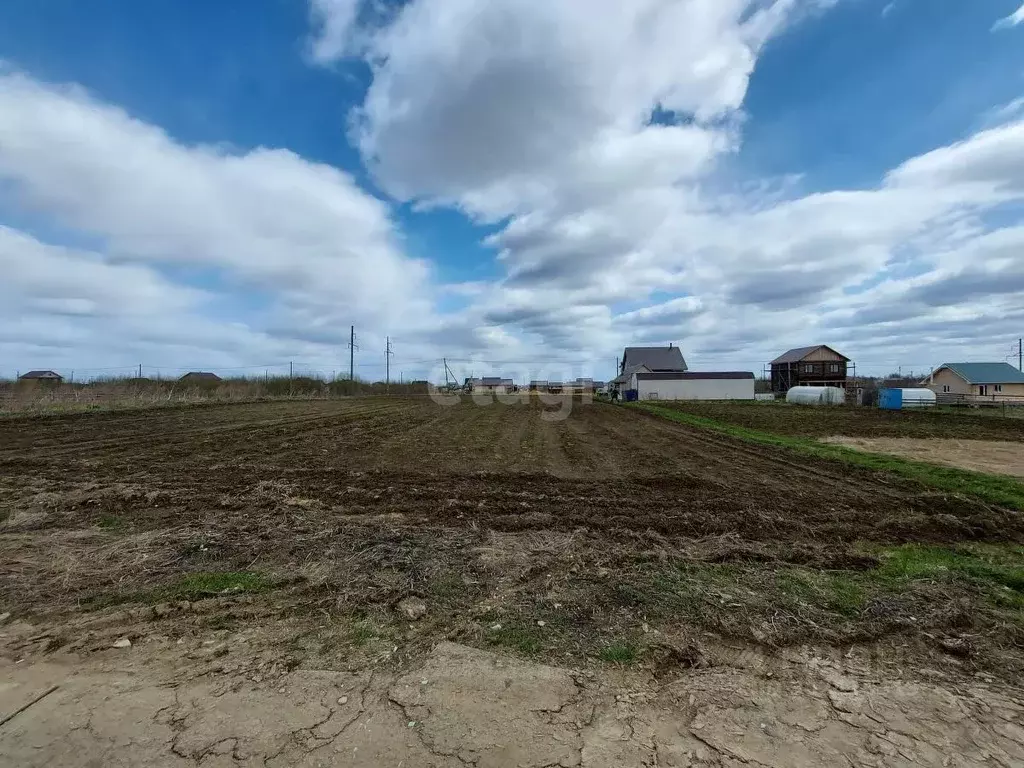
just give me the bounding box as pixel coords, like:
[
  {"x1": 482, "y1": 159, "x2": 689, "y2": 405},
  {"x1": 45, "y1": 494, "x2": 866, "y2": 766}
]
[{"x1": 925, "y1": 362, "x2": 1024, "y2": 399}]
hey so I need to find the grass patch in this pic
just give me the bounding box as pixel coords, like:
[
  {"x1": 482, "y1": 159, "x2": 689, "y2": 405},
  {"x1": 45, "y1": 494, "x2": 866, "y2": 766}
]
[
  {"x1": 96, "y1": 514, "x2": 123, "y2": 530},
  {"x1": 428, "y1": 573, "x2": 467, "y2": 602},
  {"x1": 609, "y1": 554, "x2": 1024, "y2": 646},
  {"x1": 83, "y1": 570, "x2": 275, "y2": 610},
  {"x1": 878, "y1": 544, "x2": 1024, "y2": 593},
  {"x1": 598, "y1": 642, "x2": 638, "y2": 664},
  {"x1": 349, "y1": 619, "x2": 379, "y2": 646},
  {"x1": 775, "y1": 570, "x2": 866, "y2": 617},
  {"x1": 163, "y1": 571, "x2": 274, "y2": 600},
  {"x1": 486, "y1": 623, "x2": 543, "y2": 654},
  {"x1": 634, "y1": 403, "x2": 1024, "y2": 510}
]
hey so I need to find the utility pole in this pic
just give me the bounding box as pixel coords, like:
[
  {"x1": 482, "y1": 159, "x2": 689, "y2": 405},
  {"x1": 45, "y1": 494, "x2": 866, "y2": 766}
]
[
  {"x1": 443, "y1": 357, "x2": 449, "y2": 387},
  {"x1": 349, "y1": 326, "x2": 356, "y2": 381},
  {"x1": 1019, "y1": 338, "x2": 1022, "y2": 372},
  {"x1": 385, "y1": 337, "x2": 394, "y2": 391},
  {"x1": 289, "y1": 361, "x2": 293, "y2": 397},
  {"x1": 138, "y1": 363, "x2": 143, "y2": 379}
]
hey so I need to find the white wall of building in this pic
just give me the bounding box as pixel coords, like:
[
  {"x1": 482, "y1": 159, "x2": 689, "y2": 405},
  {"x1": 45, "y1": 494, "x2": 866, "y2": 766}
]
[{"x1": 631, "y1": 376, "x2": 754, "y2": 400}]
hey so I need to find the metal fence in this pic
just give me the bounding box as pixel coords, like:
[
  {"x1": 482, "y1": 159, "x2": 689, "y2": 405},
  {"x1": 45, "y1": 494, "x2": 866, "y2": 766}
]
[{"x1": 936, "y1": 392, "x2": 1024, "y2": 407}]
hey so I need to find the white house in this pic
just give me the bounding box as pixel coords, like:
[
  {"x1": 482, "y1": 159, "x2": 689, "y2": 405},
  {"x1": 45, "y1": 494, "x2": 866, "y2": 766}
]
[
  {"x1": 609, "y1": 344, "x2": 754, "y2": 400},
  {"x1": 609, "y1": 345, "x2": 688, "y2": 394},
  {"x1": 465, "y1": 376, "x2": 514, "y2": 394}
]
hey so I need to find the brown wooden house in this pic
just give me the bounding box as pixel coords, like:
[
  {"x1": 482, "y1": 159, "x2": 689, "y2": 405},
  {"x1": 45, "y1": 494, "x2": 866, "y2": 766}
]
[{"x1": 770, "y1": 345, "x2": 851, "y2": 394}]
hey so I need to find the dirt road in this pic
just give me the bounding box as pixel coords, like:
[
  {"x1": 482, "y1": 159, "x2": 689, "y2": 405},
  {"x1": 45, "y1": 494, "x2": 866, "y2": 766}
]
[{"x1": 823, "y1": 436, "x2": 1024, "y2": 479}]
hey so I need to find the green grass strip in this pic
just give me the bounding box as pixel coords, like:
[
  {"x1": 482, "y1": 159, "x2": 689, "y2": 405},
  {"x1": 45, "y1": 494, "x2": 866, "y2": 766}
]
[
  {"x1": 633, "y1": 403, "x2": 1024, "y2": 510},
  {"x1": 878, "y1": 543, "x2": 1024, "y2": 591}
]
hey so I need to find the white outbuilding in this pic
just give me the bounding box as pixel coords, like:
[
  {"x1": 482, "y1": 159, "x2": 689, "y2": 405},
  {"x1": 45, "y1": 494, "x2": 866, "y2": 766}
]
[{"x1": 631, "y1": 371, "x2": 755, "y2": 401}]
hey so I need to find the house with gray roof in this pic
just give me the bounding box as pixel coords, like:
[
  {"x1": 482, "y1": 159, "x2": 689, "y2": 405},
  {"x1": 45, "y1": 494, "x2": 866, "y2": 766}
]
[
  {"x1": 609, "y1": 345, "x2": 688, "y2": 391},
  {"x1": 925, "y1": 362, "x2": 1024, "y2": 400},
  {"x1": 18, "y1": 370, "x2": 63, "y2": 383},
  {"x1": 620, "y1": 345, "x2": 688, "y2": 374},
  {"x1": 609, "y1": 344, "x2": 753, "y2": 400}
]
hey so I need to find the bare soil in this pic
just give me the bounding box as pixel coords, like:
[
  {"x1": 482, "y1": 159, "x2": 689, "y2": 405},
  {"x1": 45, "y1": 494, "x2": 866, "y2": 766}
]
[
  {"x1": 1, "y1": 396, "x2": 1023, "y2": 677},
  {"x1": 823, "y1": 436, "x2": 1024, "y2": 479},
  {"x1": 3, "y1": 637, "x2": 1022, "y2": 767},
  {"x1": 654, "y1": 400, "x2": 1024, "y2": 441}
]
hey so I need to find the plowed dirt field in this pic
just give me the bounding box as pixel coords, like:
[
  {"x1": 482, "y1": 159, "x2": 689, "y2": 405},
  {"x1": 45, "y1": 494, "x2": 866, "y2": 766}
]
[
  {"x1": 649, "y1": 399, "x2": 1024, "y2": 441},
  {"x1": 2, "y1": 396, "x2": 1023, "y2": 673}
]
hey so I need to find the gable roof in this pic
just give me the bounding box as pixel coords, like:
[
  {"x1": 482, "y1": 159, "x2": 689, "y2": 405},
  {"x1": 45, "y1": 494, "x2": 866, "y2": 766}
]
[
  {"x1": 770, "y1": 345, "x2": 850, "y2": 364},
  {"x1": 621, "y1": 346, "x2": 687, "y2": 372},
  {"x1": 936, "y1": 362, "x2": 1024, "y2": 385},
  {"x1": 19, "y1": 370, "x2": 61, "y2": 379},
  {"x1": 610, "y1": 363, "x2": 651, "y2": 386}
]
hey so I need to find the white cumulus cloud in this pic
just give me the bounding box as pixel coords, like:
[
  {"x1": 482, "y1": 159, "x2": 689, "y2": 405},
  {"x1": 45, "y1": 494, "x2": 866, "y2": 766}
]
[
  {"x1": 304, "y1": 0, "x2": 1024, "y2": 373},
  {"x1": 992, "y1": 2, "x2": 1024, "y2": 31},
  {"x1": 0, "y1": 71, "x2": 455, "y2": 376}
]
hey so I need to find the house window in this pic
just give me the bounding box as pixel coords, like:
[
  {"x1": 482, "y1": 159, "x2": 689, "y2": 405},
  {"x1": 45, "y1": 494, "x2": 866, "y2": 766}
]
[
  {"x1": 996, "y1": 384, "x2": 1003, "y2": 393},
  {"x1": 802, "y1": 364, "x2": 814, "y2": 373},
  {"x1": 828, "y1": 363, "x2": 841, "y2": 373},
  {"x1": 942, "y1": 385, "x2": 950, "y2": 393},
  {"x1": 979, "y1": 385, "x2": 988, "y2": 396}
]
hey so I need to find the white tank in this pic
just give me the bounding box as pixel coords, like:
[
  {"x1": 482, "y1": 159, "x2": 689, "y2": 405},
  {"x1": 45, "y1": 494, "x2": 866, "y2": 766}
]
[
  {"x1": 896, "y1": 388, "x2": 937, "y2": 408},
  {"x1": 786, "y1": 386, "x2": 845, "y2": 406}
]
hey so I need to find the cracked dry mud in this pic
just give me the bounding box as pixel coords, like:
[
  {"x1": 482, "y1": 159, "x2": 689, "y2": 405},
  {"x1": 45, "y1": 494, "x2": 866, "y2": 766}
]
[{"x1": 2, "y1": 640, "x2": 1022, "y2": 767}]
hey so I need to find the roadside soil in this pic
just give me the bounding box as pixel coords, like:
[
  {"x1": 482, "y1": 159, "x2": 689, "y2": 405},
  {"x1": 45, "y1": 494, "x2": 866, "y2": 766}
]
[
  {"x1": 822, "y1": 436, "x2": 1024, "y2": 479},
  {"x1": 2, "y1": 627, "x2": 1022, "y2": 768}
]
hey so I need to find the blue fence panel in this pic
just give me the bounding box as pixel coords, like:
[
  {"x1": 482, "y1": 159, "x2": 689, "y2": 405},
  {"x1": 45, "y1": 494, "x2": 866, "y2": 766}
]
[{"x1": 878, "y1": 388, "x2": 903, "y2": 410}]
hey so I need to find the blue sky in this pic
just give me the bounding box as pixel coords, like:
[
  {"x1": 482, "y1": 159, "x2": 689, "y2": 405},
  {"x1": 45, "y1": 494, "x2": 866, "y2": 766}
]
[{"x1": 1, "y1": 0, "x2": 1023, "y2": 381}]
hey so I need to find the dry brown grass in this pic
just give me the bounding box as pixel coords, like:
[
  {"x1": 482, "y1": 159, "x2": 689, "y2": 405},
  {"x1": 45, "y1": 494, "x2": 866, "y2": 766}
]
[{"x1": 0, "y1": 377, "x2": 430, "y2": 415}]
